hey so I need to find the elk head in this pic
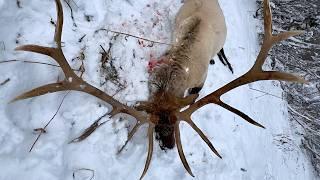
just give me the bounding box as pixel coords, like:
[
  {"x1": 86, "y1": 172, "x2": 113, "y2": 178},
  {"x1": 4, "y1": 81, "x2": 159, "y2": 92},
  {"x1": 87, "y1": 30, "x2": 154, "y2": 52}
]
[{"x1": 10, "y1": 0, "x2": 306, "y2": 179}]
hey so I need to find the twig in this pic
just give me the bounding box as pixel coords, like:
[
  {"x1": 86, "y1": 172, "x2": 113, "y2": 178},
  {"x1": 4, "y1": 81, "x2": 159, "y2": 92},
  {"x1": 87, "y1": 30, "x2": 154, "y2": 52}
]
[
  {"x1": 29, "y1": 91, "x2": 70, "y2": 152},
  {"x1": 291, "y1": 115, "x2": 306, "y2": 130},
  {"x1": 79, "y1": 60, "x2": 85, "y2": 78},
  {"x1": 290, "y1": 115, "x2": 319, "y2": 135},
  {"x1": 95, "y1": 28, "x2": 172, "y2": 46},
  {"x1": 78, "y1": 34, "x2": 86, "y2": 43},
  {"x1": 71, "y1": 47, "x2": 86, "y2": 77},
  {"x1": 16, "y1": 0, "x2": 22, "y2": 8},
  {"x1": 99, "y1": 43, "x2": 126, "y2": 89},
  {"x1": 100, "y1": 44, "x2": 112, "y2": 65},
  {"x1": 249, "y1": 87, "x2": 283, "y2": 99},
  {"x1": 0, "y1": 78, "x2": 10, "y2": 86},
  {"x1": 0, "y1": 59, "x2": 80, "y2": 71},
  {"x1": 1, "y1": 59, "x2": 60, "y2": 67},
  {"x1": 100, "y1": 45, "x2": 107, "y2": 54},
  {"x1": 111, "y1": 85, "x2": 127, "y2": 97},
  {"x1": 303, "y1": 142, "x2": 320, "y2": 158},
  {"x1": 251, "y1": 94, "x2": 268, "y2": 100},
  {"x1": 73, "y1": 168, "x2": 95, "y2": 180},
  {"x1": 63, "y1": 0, "x2": 78, "y2": 27},
  {"x1": 287, "y1": 105, "x2": 317, "y2": 123}
]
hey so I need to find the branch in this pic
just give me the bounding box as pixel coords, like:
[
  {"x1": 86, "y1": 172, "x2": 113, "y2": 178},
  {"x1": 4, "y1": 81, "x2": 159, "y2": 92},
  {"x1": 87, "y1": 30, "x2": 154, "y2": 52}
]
[
  {"x1": 95, "y1": 28, "x2": 172, "y2": 46},
  {"x1": 29, "y1": 91, "x2": 70, "y2": 152},
  {"x1": 0, "y1": 59, "x2": 80, "y2": 71}
]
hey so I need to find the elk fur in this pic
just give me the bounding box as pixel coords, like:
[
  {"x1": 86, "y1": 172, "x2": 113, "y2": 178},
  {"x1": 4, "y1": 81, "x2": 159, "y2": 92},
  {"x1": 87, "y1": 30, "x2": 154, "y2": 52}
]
[
  {"x1": 12, "y1": 0, "x2": 305, "y2": 178},
  {"x1": 148, "y1": 0, "x2": 227, "y2": 149},
  {"x1": 149, "y1": 0, "x2": 226, "y2": 97}
]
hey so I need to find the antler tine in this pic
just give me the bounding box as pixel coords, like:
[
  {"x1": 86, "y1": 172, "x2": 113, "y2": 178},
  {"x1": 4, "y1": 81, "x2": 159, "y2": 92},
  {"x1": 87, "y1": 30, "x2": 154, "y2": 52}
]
[
  {"x1": 118, "y1": 122, "x2": 144, "y2": 154},
  {"x1": 179, "y1": 0, "x2": 306, "y2": 125},
  {"x1": 253, "y1": 0, "x2": 304, "y2": 71},
  {"x1": 12, "y1": 0, "x2": 150, "y2": 145},
  {"x1": 10, "y1": 82, "x2": 66, "y2": 102},
  {"x1": 15, "y1": 44, "x2": 76, "y2": 79},
  {"x1": 183, "y1": 118, "x2": 222, "y2": 158},
  {"x1": 174, "y1": 122, "x2": 194, "y2": 177},
  {"x1": 140, "y1": 125, "x2": 154, "y2": 180},
  {"x1": 263, "y1": 0, "x2": 272, "y2": 38},
  {"x1": 54, "y1": 0, "x2": 63, "y2": 48},
  {"x1": 15, "y1": 0, "x2": 75, "y2": 79},
  {"x1": 217, "y1": 101, "x2": 265, "y2": 128}
]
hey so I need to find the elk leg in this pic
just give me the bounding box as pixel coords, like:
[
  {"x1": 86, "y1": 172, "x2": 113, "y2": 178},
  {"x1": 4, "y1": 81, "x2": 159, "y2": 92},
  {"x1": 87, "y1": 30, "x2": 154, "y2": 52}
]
[
  {"x1": 188, "y1": 85, "x2": 203, "y2": 95},
  {"x1": 186, "y1": 85, "x2": 203, "y2": 105},
  {"x1": 217, "y1": 48, "x2": 234, "y2": 73}
]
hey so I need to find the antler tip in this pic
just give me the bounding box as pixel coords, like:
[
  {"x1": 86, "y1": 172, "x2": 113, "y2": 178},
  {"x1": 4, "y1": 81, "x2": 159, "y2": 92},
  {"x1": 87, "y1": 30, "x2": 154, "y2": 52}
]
[
  {"x1": 292, "y1": 30, "x2": 305, "y2": 36},
  {"x1": 9, "y1": 93, "x2": 34, "y2": 103},
  {"x1": 298, "y1": 77, "x2": 308, "y2": 84},
  {"x1": 289, "y1": 74, "x2": 308, "y2": 84},
  {"x1": 216, "y1": 152, "x2": 223, "y2": 159},
  {"x1": 14, "y1": 46, "x2": 25, "y2": 51},
  {"x1": 139, "y1": 168, "x2": 149, "y2": 180},
  {"x1": 9, "y1": 96, "x2": 22, "y2": 103},
  {"x1": 8, "y1": 99, "x2": 16, "y2": 104},
  {"x1": 255, "y1": 122, "x2": 265, "y2": 129}
]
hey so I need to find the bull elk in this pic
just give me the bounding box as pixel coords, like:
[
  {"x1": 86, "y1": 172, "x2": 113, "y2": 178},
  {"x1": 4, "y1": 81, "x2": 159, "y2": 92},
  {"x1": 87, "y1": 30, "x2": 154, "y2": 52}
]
[{"x1": 11, "y1": 0, "x2": 305, "y2": 179}]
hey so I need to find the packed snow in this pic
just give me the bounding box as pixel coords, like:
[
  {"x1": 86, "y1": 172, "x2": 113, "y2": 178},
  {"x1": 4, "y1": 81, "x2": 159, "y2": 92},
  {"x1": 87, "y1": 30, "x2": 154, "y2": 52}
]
[{"x1": 0, "y1": 0, "x2": 316, "y2": 180}]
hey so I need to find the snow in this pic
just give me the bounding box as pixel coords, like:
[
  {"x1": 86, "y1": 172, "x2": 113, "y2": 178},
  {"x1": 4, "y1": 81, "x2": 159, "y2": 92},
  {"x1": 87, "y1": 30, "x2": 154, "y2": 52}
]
[{"x1": 0, "y1": 0, "x2": 316, "y2": 180}]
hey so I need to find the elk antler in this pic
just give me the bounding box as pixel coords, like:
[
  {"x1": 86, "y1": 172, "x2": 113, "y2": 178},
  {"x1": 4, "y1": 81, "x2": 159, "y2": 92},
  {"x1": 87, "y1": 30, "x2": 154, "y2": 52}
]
[
  {"x1": 174, "y1": 0, "x2": 306, "y2": 176},
  {"x1": 11, "y1": 0, "x2": 307, "y2": 178},
  {"x1": 12, "y1": 0, "x2": 152, "y2": 179}
]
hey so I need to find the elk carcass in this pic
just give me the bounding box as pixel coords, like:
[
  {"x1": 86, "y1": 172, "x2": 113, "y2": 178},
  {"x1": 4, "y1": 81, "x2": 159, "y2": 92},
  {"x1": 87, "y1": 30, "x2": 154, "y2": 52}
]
[{"x1": 11, "y1": 0, "x2": 305, "y2": 179}]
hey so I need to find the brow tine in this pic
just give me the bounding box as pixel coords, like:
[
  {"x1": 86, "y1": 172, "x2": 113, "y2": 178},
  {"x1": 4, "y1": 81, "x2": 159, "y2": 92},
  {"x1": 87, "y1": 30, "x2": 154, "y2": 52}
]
[
  {"x1": 174, "y1": 122, "x2": 195, "y2": 177},
  {"x1": 139, "y1": 125, "x2": 154, "y2": 180},
  {"x1": 185, "y1": 119, "x2": 222, "y2": 158}
]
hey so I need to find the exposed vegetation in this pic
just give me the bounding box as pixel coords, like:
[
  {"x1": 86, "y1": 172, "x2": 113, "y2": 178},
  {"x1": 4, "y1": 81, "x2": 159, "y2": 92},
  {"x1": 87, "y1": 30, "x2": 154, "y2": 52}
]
[{"x1": 257, "y1": 0, "x2": 320, "y2": 175}]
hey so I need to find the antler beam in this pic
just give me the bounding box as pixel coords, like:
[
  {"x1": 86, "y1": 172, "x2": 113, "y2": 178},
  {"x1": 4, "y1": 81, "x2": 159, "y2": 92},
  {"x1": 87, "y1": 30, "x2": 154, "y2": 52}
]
[
  {"x1": 12, "y1": 0, "x2": 152, "y2": 178},
  {"x1": 175, "y1": 0, "x2": 306, "y2": 175},
  {"x1": 11, "y1": 0, "x2": 307, "y2": 178},
  {"x1": 180, "y1": 0, "x2": 305, "y2": 121}
]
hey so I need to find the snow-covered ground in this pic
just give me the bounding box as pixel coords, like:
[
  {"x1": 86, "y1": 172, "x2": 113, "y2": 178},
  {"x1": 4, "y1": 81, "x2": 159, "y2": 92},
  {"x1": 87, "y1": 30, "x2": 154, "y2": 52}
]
[{"x1": 0, "y1": 0, "x2": 316, "y2": 179}]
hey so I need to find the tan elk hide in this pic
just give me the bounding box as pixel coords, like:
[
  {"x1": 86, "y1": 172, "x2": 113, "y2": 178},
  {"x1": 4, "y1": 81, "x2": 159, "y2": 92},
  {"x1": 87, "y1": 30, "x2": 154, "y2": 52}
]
[
  {"x1": 10, "y1": 0, "x2": 306, "y2": 179},
  {"x1": 148, "y1": 0, "x2": 228, "y2": 150}
]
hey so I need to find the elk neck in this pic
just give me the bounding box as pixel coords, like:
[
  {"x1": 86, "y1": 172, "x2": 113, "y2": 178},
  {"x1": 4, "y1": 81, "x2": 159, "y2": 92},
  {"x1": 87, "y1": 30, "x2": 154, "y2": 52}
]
[
  {"x1": 148, "y1": 17, "x2": 202, "y2": 100},
  {"x1": 146, "y1": 17, "x2": 203, "y2": 150}
]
